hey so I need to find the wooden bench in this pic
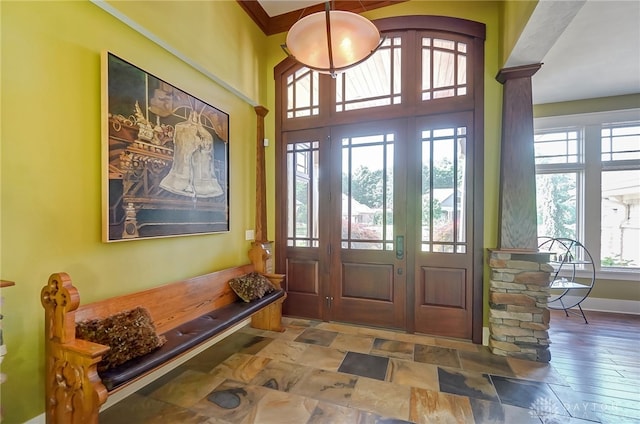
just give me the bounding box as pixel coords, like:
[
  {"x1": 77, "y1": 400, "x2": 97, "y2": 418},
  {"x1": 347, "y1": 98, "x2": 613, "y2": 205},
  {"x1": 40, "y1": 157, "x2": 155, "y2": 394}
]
[{"x1": 41, "y1": 264, "x2": 285, "y2": 424}]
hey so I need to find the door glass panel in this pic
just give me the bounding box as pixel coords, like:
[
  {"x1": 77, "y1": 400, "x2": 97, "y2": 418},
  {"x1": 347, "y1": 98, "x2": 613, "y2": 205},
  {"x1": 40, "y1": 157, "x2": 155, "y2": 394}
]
[
  {"x1": 287, "y1": 67, "x2": 319, "y2": 119},
  {"x1": 342, "y1": 133, "x2": 394, "y2": 250},
  {"x1": 421, "y1": 37, "x2": 468, "y2": 101},
  {"x1": 456, "y1": 127, "x2": 467, "y2": 243},
  {"x1": 336, "y1": 37, "x2": 402, "y2": 112},
  {"x1": 287, "y1": 141, "x2": 319, "y2": 247},
  {"x1": 433, "y1": 50, "x2": 455, "y2": 89},
  {"x1": 421, "y1": 126, "x2": 467, "y2": 252}
]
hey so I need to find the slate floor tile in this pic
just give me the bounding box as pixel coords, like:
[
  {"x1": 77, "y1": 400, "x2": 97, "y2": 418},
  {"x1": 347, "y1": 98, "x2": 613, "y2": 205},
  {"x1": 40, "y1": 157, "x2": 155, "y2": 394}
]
[
  {"x1": 295, "y1": 328, "x2": 339, "y2": 347},
  {"x1": 338, "y1": 351, "x2": 390, "y2": 381},
  {"x1": 371, "y1": 338, "x2": 415, "y2": 360},
  {"x1": 438, "y1": 367, "x2": 499, "y2": 402},
  {"x1": 414, "y1": 344, "x2": 461, "y2": 368}
]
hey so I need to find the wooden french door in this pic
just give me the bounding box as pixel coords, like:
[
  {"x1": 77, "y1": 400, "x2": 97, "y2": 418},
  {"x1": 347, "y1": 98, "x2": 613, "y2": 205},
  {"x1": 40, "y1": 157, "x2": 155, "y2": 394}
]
[
  {"x1": 281, "y1": 121, "x2": 407, "y2": 329},
  {"x1": 411, "y1": 112, "x2": 475, "y2": 339},
  {"x1": 283, "y1": 114, "x2": 475, "y2": 338},
  {"x1": 280, "y1": 128, "x2": 327, "y2": 321},
  {"x1": 328, "y1": 120, "x2": 407, "y2": 329}
]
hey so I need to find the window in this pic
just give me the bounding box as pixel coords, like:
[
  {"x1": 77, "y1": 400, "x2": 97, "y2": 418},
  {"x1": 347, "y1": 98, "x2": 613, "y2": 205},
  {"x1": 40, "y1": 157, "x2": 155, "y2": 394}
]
[
  {"x1": 421, "y1": 126, "x2": 468, "y2": 253},
  {"x1": 534, "y1": 129, "x2": 581, "y2": 241},
  {"x1": 341, "y1": 133, "x2": 395, "y2": 250},
  {"x1": 287, "y1": 68, "x2": 319, "y2": 118},
  {"x1": 421, "y1": 37, "x2": 468, "y2": 100},
  {"x1": 287, "y1": 141, "x2": 320, "y2": 247},
  {"x1": 335, "y1": 37, "x2": 402, "y2": 112},
  {"x1": 535, "y1": 111, "x2": 640, "y2": 278}
]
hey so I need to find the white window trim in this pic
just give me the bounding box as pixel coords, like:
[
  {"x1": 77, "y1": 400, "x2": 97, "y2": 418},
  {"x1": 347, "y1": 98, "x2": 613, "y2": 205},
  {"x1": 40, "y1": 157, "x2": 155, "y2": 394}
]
[{"x1": 535, "y1": 108, "x2": 640, "y2": 282}]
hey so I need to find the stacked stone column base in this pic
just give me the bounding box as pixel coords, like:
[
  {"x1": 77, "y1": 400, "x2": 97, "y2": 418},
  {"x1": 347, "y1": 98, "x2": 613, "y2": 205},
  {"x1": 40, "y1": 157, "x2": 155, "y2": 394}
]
[{"x1": 488, "y1": 250, "x2": 552, "y2": 362}]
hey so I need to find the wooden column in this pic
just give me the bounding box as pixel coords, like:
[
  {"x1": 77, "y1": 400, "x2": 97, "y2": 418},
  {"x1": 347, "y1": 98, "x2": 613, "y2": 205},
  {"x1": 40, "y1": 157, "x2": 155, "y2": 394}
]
[
  {"x1": 253, "y1": 106, "x2": 268, "y2": 241},
  {"x1": 248, "y1": 106, "x2": 274, "y2": 273},
  {"x1": 496, "y1": 64, "x2": 542, "y2": 251}
]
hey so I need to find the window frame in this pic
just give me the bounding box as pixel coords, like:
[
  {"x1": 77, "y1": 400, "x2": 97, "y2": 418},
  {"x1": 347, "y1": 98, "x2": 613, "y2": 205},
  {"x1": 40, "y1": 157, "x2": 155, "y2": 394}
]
[{"x1": 534, "y1": 109, "x2": 640, "y2": 281}]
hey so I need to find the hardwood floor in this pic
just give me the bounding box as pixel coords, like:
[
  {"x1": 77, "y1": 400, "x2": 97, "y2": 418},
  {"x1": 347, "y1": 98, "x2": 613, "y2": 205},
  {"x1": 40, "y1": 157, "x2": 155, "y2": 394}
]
[{"x1": 547, "y1": 310, "x2": 640, "y2": 423}]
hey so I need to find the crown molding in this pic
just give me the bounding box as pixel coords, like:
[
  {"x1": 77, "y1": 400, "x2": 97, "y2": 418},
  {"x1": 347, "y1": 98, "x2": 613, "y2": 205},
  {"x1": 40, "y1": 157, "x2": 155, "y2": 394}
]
[{"x1": 237, "y1": 1, "x2": 407, "y2": 35}]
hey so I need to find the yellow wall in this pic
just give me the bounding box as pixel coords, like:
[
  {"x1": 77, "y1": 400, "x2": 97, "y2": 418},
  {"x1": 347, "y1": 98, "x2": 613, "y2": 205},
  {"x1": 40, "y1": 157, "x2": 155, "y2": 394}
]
[
  {"x1": 534, "y1": 93, "x2": 640, "y2": 117},
  {"x1": 0, "y1": 1, "x2": 267, "y2": 422},
  {"x1": 500, "y1": 0, "x2": 538, "y2": 65}
]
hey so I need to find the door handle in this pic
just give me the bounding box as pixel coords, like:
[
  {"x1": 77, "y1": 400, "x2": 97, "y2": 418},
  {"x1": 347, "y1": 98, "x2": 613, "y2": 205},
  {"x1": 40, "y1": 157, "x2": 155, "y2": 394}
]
[{"x1": 396, "y1": 235, "x2": 404, "y2": 259}]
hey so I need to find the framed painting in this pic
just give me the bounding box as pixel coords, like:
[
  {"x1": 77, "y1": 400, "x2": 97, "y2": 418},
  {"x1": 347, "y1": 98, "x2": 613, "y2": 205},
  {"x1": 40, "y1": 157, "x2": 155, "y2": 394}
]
[{"x1": 102, "y1": 52, "x2": 229, "y2": 241}]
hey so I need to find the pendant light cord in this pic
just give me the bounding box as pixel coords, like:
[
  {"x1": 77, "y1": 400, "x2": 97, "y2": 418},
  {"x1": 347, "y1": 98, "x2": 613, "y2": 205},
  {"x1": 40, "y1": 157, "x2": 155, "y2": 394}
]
[{"x1": 324, "y1": 2, "x2": 336, "y2": 77}]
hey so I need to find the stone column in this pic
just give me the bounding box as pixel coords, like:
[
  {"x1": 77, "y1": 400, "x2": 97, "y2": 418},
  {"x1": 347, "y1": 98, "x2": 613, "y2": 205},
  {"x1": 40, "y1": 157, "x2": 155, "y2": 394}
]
[{"x1": 488, "y1": 250, "x2": 552, "y2": 362}]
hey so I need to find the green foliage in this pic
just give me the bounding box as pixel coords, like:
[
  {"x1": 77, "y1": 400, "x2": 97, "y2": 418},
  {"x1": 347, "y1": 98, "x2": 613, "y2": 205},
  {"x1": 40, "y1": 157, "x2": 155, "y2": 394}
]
[
  {"x1": 295, "y1": 178, "x2": 310, "y2": 225},
  {"x1": 422, "y1": 194, "x2": 443, "y2": 222},
  {"x1": 373, "y1": 209, "x2": 393, "y2": 226},
  {"x1": 346, "y1": 161, "x2": 456, "y2": 225},
  {"x1": 536, "y1": 173, "x2": 576, "y2": 239},
  {"x1": 422, "y1": 158, "x2": 457, "y2": 191},
  {"x1": 601, "y1": 254, "x2": 635, "y2": 267},
  {"x1": 344, "y1": 166, "x2": 389, "y2": 209}
]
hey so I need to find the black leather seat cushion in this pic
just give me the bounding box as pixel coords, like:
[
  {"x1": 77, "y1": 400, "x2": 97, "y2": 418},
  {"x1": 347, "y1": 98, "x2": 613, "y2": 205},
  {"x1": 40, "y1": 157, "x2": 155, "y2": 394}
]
[{"x1": 100, "y1": 289, "x2": 284, "y2": 391}]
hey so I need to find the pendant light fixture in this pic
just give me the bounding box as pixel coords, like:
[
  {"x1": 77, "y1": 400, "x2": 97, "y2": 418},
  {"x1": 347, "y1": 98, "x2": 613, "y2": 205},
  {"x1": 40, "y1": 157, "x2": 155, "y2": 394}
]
[{"x1": 283, "y1": 2, "x2": 383, "y2": 78}]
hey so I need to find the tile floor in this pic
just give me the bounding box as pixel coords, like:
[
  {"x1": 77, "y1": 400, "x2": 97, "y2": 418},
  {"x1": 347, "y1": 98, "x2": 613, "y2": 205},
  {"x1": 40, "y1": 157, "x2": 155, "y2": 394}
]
[{"x1": 100, "y1": 315, "x2": 639, "y2": 423}]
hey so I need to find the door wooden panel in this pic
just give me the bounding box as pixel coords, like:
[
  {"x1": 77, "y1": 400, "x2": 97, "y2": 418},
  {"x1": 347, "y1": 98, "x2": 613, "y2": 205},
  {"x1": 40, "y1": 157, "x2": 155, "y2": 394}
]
[
  {"x1": 284, "y1": 256, "x2": 321, "y2": 319},
  {"x1": 332, "y1": 261, "x2": 403, "y2": 328},
  {"x1": 286, "y1": 259, "x2": 320, "y2": 295},
  {"x1": 415, "y1": 265, "x2": 471, "y2": 338},
  {"x1": 419, "y1": 267, "x2": 466, "y2": 309},
  {"x1": 341, "y1": 262, "x2": 394, "y2": 301}
]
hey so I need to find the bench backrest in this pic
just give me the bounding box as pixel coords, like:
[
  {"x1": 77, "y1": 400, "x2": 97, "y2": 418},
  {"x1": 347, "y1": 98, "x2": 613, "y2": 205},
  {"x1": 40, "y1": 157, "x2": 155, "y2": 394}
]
[{"x1": 74, "y1": 264, "x2": 254, "y2": 334}]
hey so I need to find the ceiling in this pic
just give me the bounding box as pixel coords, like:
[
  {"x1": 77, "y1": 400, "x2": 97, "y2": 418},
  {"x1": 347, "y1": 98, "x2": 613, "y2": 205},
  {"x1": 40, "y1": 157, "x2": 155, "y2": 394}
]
[
  {"x1": 507, "y1": 0, "x2": 640, "y2": 105},
  {"x1": 247, "y1": 0, "x2": 640, "y2": 106},
  {"x1": 258, "y1": 0, "x2": 324, "y2": 16}
]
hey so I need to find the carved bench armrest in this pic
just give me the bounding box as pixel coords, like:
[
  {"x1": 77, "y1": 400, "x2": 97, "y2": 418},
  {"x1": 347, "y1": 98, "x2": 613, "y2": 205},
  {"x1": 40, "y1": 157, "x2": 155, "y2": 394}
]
[
  {"x1": 65, "y1": 338, "x2": 110, "y2": 358},
  {"x1": 47, "y1": 339, "x2": 109, "y2": 424},
  {"x1": 252, "y1": 273, "x2": 286, "y2": 333},
  {"x1": 262, "y1": 273, "x2": 286, "y2": 291},
  {"x1": 42, "y1": 272, "x2": 111, "y2": 424}
]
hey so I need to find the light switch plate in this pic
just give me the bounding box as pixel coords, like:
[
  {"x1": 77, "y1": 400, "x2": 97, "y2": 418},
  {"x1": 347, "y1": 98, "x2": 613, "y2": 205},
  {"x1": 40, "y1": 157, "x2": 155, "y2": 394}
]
[{"x1": 245, "y1": 229, "x2": 255, "y2": 240}]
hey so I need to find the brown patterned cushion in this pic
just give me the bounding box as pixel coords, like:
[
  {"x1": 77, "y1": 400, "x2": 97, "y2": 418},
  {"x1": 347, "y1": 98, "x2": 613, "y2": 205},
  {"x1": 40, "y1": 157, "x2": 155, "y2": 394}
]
[
  {"x1": 228, "y1": 272, "x2": 275, "y2": 303},
  {"x1": 75, "y1": 307, "x2": 166, "y2": 372}
]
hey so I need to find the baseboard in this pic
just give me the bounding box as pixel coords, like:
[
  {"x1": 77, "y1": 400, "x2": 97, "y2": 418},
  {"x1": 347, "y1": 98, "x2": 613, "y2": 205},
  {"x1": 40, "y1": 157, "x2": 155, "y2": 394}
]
[
  {"x1": 558, "y1": 296, "x2": 640, "y2": 315},
  {"x1": 24, "y1": 414, "x2": 45, "y2": 424}
]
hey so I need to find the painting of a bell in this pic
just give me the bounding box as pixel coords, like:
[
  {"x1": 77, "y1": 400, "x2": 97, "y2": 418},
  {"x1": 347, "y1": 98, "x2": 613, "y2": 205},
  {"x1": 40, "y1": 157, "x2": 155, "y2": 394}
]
[
  {"x1": 160, "y1": 110, "x2": 223, "y2": 198},
  {"x1": 105, "y1": 52, "x2": 230, "y2": 241}
]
